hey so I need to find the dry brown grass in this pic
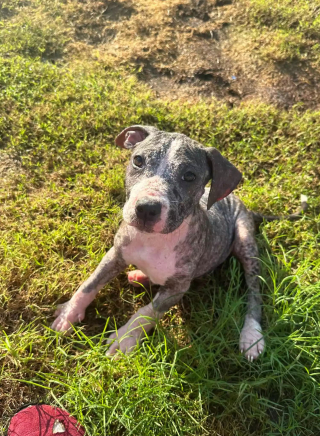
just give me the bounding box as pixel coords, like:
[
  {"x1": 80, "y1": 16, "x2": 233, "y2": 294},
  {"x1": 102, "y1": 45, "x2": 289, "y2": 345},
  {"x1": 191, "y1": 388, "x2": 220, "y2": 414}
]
[
  {"x1": 2, "y1": 0, "x2": 320, "y2": 107},
  {"x1": 56, "y1": 0, "x2": 320, "y2": 108}
]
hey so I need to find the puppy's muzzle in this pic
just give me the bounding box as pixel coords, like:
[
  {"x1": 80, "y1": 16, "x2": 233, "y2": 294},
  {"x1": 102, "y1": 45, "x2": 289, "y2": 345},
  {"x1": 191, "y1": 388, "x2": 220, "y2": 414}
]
[{"x1": 135, "y1": 198, "x2": 162, "y2": 225}]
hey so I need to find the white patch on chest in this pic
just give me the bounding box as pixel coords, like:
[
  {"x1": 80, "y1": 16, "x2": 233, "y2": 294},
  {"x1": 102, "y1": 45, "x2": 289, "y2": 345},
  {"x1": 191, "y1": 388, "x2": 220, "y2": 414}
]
[{"x1": 121, "y1": 219, "x2": 190, "y2": 285}]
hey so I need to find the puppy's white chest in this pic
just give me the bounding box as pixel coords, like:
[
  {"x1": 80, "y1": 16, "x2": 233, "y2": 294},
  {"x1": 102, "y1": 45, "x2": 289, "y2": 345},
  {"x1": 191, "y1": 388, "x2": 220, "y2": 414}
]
[{"x1": 121, "y1": 225, "x2": 189, "y2": 286}]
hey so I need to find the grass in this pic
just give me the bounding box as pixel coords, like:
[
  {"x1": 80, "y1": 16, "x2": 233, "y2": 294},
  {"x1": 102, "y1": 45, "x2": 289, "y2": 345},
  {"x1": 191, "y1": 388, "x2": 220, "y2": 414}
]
[
  {"x1": 242, "y1": 0, "x2": 320, "y2": 62},
  {"x1": 1, "y1": 1, "x2": 320, "y2": 435}
]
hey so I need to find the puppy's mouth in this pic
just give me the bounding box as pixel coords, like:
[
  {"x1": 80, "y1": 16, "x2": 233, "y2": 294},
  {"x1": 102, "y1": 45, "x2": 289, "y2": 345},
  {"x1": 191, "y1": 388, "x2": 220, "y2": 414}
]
[{"x1": 127, "y1": 217, "x2": 160, "y2": 233}]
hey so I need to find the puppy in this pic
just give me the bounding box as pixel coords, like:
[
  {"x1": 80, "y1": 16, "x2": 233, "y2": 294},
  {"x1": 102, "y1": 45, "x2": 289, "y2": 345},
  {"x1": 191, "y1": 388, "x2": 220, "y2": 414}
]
[{"x1": 52, "y1": 125, "x2": 265, "y2": 360}]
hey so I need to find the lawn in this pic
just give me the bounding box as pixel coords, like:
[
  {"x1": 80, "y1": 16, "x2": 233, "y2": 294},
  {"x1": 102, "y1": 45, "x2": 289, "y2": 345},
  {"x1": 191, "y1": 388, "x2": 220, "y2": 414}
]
[{"x1": 0, "y1": 1, "x2": 320, "y2": 435}]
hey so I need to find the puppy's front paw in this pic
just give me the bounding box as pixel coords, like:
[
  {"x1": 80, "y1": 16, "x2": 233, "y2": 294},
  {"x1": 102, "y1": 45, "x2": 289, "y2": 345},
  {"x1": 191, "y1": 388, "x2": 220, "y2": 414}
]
[
  {"x1": 106, "y1": 309, "x2": 155, "y2": 358},
  {"x1": 51, "y1": 301, "x2": 85, "y2": 333},
  {"x1": 240, "y1": 318, "x2": 265, "y2": 361},
  {"x1": 106, "y1": 324, "x2": 141, "y2": 358}
]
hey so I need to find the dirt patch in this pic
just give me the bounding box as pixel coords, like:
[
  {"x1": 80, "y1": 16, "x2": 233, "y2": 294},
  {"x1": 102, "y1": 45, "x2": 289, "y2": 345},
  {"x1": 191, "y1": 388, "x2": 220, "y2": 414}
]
[
  {"x1": 2, "y1": 0, "x2": 319, "y2": 108},
  {"x1": 61, "y1": 0, "x2": 320, "y2": 109},
  {"x1": 69, "y1": 0, "x2": 135, "y2": 45}
]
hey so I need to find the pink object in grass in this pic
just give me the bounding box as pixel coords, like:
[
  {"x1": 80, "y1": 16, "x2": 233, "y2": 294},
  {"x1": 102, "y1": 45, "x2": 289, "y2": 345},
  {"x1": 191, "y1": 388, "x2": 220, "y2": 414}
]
[
  {"x1": 127, "y1": 269, "x2": 150, "y2": 287},
  {"x1": 7, "y1": 404, "x2": 85, "y2": 436}
]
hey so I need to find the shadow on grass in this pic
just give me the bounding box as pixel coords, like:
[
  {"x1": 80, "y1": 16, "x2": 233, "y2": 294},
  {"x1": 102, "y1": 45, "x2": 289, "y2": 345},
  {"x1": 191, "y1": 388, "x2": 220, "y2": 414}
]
[{"x1": 9, "y1": 231, "x2": 315, "y2": 435}]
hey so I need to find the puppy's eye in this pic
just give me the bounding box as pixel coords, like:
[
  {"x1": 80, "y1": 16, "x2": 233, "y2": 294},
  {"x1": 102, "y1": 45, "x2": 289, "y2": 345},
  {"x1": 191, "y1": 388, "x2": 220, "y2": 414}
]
[
  {"x1": 182, "y1": 171, "x2": 196, "y2": 182},
  {"x1": 133, "y1": 155, "x2": 143, "y2": 168}
]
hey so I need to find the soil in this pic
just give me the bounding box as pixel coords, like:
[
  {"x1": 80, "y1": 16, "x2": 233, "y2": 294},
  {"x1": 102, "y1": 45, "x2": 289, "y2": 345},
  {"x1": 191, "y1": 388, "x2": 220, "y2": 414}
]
[{"x1": 66, "y1": 0, "x2": 320, "y2": 109}]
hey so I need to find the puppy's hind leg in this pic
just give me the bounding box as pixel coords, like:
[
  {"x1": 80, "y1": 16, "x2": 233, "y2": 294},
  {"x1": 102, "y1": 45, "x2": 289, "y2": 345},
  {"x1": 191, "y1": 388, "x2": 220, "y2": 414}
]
[{"x1": 233, "y1": 212, "x2": 265, "y2": 361}]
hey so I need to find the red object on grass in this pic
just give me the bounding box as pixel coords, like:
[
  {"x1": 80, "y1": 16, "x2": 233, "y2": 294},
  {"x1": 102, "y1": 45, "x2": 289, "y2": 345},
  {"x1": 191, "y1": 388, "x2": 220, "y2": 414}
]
[{"x1": 7, "y1": 404, "x2": 85, "y2": 436}]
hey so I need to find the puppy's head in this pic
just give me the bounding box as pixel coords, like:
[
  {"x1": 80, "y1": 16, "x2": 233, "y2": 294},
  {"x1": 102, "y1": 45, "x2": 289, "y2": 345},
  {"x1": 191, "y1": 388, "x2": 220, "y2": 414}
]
[{"x1": 116, "y1": 125, "x2": 242, "y2": 234}]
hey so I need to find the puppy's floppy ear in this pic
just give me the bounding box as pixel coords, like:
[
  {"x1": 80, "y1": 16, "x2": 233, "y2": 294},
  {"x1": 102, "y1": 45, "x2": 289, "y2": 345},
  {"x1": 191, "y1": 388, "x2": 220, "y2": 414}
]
[
  {"x1": 206, "y1": 147, "x2": 242, "y2": 210},
  {"x1": 115, "y1": 125, "x2": 158, "y2": 149}
]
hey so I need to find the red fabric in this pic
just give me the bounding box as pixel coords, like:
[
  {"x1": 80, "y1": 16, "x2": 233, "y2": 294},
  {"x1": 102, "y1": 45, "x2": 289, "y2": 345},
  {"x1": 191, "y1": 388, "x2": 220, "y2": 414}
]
[{"x1": 7, "y1": 405, "x2": 85, "y2": 436}]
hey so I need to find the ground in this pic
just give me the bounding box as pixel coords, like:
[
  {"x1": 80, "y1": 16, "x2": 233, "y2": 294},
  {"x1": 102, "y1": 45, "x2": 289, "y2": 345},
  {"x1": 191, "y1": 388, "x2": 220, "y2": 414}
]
[{"x1": 0, "y1": 0, "x2": 320, "y2": 435}]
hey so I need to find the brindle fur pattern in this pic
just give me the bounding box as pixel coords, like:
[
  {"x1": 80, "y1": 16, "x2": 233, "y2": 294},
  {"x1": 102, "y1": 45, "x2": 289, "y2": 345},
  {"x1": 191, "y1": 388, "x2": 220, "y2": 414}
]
[{"x1": 51, "y1": 126, "x2": 265, "y2": 361}]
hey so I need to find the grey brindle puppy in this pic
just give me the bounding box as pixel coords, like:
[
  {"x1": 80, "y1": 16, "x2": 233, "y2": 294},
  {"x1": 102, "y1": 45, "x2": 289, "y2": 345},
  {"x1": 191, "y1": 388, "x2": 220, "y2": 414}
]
[{"x1": 51, "y1": 125, "x2": 265, "y2": 360}]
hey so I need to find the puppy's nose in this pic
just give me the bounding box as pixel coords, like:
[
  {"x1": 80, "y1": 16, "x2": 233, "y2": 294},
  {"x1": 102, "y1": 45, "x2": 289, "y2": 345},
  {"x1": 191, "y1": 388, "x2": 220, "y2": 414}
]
[{"x1": 135, "y1": 199, "x2": 162, "y2": 222}]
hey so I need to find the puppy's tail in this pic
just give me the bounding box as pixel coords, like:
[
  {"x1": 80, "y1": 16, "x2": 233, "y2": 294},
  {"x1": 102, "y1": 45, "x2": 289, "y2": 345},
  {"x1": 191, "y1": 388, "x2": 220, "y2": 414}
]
[{"x1": 251, "y1": 194, "x2": 308, "y2": 226}]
